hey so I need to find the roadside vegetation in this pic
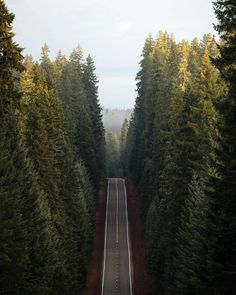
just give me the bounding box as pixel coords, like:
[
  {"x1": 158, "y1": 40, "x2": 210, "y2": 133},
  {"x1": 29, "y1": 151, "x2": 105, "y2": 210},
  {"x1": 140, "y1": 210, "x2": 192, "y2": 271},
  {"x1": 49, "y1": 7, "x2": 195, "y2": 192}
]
[
  {"x1": 0, "y1": 0, "x2": 235, "y2": 294},
  {"x1": 103, "y1": 110, "x2": 130, "y2": 178},
  {"x1": 124, "y1": 1, "x2": 236, "y2": 294},
  {"x1": 0, "y1": 1, "x2": 105, "y2": 294}
]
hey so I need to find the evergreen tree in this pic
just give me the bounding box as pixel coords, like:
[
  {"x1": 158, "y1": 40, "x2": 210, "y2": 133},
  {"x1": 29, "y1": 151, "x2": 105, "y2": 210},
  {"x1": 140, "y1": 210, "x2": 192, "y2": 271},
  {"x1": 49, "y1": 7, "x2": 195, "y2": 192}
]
[
  {"x1": 0, "y1": 1, "x2": 104, "y2": 294},
  {"x1": 172, "y1": 38, "x2": 224, "y2": 294},
  {"x1": 210, "y1": 1, "x2": 236, "y2": 293},
  {"x1": 105, "y1": 132, "x2": 122, "y2": 177},
  {"x1": 19, "y1": 52, "x2": 99, "y2": 294},
  {"x1": 0, "y1": 3, "x2": 63, "y2": 294},
  {"x1": 126, "y1": 30, "x2": 228, "y2": 294},
  {"x1": 120, "y1": 118, "x2": 129, "y2": 174},
  {"x1": 130, "y1": 34, "x2": 154, "y2": 184},
  {"x1": 83, "y1": 55, "x2": 105, "y2": 183},
  {"x1": 40, "y1": 43, "x2": 55, "y2": 89},
  {"x1": 57, "y1": 47, "x2": 98, "y2": 185},
  {"x1": 0, "y1": 2, "x2": 31, "y2": 292}
]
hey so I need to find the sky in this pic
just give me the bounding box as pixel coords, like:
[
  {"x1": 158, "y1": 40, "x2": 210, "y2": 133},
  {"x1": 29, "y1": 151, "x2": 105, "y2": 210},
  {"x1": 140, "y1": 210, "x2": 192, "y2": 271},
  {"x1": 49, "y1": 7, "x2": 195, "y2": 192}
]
[{"x1": 6, "y1": 0, "x2": 217, "y2": 109}]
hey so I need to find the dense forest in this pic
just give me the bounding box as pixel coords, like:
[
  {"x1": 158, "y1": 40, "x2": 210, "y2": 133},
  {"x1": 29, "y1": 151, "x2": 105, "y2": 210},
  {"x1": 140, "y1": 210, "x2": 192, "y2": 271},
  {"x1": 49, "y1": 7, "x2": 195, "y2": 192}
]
[
  {"x1": 1, "y1": 0, "x2": 236, "y2": 294},
  {"x1": 0, "y1": 1, "x2": 105, "y2": 294},
  {"x1": 124, "y1": 0, "x2": 236, "y2": 294}
]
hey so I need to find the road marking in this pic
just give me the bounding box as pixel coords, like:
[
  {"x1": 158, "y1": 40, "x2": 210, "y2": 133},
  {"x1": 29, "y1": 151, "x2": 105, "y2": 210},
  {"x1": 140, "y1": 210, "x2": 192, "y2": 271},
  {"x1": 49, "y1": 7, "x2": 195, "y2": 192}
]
[
  {"x1": 101, "y1": 179, "x2": 110, "y2": 295},
  {"x1": 115, "y1": 179, "x2": 120, "y2": 294},
  {"x1": 101, "y1": 178, "x2": 132, "y2": 295},
  {"x1": 123, "y1": 179, "x2": 133, "y2": 295},
  {"x1": 115, "y1": 178, "x2": 119, "y2": 244}
]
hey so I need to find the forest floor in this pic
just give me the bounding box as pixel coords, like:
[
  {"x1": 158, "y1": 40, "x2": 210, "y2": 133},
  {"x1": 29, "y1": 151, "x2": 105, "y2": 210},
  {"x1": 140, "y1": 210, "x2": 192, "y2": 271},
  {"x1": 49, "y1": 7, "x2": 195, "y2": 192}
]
[{"x1": 82, "y1": 178, "x2": 153, "y2": 295}]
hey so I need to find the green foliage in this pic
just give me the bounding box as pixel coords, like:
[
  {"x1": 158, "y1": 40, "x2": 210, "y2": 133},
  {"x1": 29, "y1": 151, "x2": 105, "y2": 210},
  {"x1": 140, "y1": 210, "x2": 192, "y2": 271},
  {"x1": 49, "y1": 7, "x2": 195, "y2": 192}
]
[
  {"x1": 0, "y1": 2, "x2": 29, "y2": 292},
  {"x1": 54, "y1": 47, "x2": 105, "y2": 188},
  {"x1": 210, "y1": 1, "x2": 236, "y2": 293},
  {"x1": 120, "y1": 118, "x2": 129, "y2": 174},
  {"x1": 0, "y1": 1, "x2": 105, "y2": 293},
  {"x1": 83, "y1": 55, "x2": 106, "y2": 182},
  {"x1": 126, "y1": 28, "x2": 233, "y2": 294},
  {"x1": 105, "y1": 132, "x2": 122, "y2": 177}
]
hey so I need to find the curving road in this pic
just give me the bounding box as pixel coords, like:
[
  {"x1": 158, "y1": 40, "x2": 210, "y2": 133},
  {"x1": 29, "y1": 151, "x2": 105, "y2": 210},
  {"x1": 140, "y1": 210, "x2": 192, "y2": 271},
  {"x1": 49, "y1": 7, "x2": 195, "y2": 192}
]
[{"x1": 101, "y1": 178, "x2": 133, "y2": 295}]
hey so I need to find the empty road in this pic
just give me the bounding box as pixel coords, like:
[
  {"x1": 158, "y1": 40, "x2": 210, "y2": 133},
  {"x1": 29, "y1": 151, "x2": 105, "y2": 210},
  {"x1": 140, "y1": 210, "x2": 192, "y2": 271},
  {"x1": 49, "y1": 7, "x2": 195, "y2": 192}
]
[{"x1": 101, "y1": 178, "x2": 133, "y2": 295}]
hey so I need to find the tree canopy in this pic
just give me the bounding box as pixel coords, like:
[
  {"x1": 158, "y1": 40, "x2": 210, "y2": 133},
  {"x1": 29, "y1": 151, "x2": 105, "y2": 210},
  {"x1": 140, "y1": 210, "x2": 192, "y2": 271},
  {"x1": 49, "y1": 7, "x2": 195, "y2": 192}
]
[
  {"x1": 125, "y1": 25, "x2": 235, "y2": 294},
  {"x1": 0, "y1": 1, "x2": 105, "y2": 293}
]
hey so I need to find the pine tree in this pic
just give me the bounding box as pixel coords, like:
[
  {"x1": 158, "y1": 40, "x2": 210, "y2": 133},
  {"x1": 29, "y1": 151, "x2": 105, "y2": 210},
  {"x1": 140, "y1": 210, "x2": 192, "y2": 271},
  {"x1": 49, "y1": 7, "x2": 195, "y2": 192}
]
[
  {"x1": 19, "y1": 51, "x2": 102, "y2": 294},
  {"x1": 172, "y1": 38, "x2": 224, "y2": 294},
  {"x1": 0, "y1": 2, "x2": 64, "y2": 293},
  {"x1": 1, "y1": 2, "x2": 104, "y2": 293},
  {"x1": 130, "y1": 34, "x2": 154, "y2": 184},
  {"x1": 120, "y1": 118, "x2": 129, "y2": 175},
  {"x1": 83, "y1": 55, "x2": 105, "y2": 183},
  {"x1": 19, "y1": 55, "x2": 72, "y2": 295},
  {"x1": 127, "y1": 30, "x2": 228, "y2": 295},
  {"x1": 0, "y1": 2, "x2": 30, "y2": 292},
  {"x1": 105, "y1": 132, "x2": 121, "y2": 177},
  {"x1": 40, "y1": 43, "x2": 55, "y2": 89},
  {"x1": 210, "y1": 1, "x2": 236, "y2": 293},
  {"x1": 57, "y1": 47, "x2": 97, "y2": 185}
]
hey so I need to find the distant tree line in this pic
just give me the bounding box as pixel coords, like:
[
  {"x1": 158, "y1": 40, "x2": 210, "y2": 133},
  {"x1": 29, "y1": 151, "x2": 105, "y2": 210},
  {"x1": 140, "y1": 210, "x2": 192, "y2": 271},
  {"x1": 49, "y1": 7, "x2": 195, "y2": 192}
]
[
  {"x1": 124, "y1": 1, "x2": 236, "y2": 294},
  {"x1": 102, "y1": 107, "x2": 130, "y2": 178},
  {"x1": 0, "y1": 1, "x2": 105, "y2": 294},
  {"x1": 104, "y1": 117, "x2": 129, "y2": 178},
  {"x1": 105, "y1": 132, "x2": 122, "y2": 177},
  {"x1": 102, "y1": 108, "x2": 132, "y2": 135}
]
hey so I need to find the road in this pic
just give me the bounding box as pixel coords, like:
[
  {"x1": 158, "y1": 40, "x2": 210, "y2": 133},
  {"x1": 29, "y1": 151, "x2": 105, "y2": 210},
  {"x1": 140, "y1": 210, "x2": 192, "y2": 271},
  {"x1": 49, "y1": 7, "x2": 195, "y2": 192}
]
[{"x1": 101, "y1": 178, "x2": 133, "y2": 295}]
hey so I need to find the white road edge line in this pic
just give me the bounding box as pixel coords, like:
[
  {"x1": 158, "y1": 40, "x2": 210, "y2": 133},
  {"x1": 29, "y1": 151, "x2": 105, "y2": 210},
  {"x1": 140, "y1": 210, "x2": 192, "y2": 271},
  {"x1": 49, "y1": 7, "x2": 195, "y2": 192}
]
[
  {"x1": 101, "y1": 178, "x2": 110, "y2": 295},
  {"x1": 123, "y1": 179, "x2": 133, "y2": 295}
]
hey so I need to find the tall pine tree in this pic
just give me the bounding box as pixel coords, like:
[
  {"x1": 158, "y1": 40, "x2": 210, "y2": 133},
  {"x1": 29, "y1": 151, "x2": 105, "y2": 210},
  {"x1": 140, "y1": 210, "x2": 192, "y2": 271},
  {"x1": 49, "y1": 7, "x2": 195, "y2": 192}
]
[{"x1": 210, "y1": 1, "x2": 236, "y2": 293}]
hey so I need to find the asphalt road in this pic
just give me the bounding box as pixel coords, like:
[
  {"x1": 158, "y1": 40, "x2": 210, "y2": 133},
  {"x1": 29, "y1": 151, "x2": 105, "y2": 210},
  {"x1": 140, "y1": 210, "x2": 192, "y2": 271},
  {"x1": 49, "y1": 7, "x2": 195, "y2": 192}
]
[{"x1": 101, "y1": 178, "x2": 133, "y2": 295}]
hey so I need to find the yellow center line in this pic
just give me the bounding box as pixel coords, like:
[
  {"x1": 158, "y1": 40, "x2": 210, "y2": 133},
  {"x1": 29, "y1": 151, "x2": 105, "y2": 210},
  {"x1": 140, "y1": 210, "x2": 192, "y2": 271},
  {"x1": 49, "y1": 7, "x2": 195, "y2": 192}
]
[{"x1": 116, "y1": 178, "x2": 119, "y2": 244}]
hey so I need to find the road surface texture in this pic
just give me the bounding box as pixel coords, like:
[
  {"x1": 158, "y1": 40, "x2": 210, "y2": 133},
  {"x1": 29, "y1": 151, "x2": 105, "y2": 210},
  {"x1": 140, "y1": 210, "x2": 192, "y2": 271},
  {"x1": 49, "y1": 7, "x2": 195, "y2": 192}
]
[{"x1": 101, "y1": 178, "x2": 133, "y2": 295}]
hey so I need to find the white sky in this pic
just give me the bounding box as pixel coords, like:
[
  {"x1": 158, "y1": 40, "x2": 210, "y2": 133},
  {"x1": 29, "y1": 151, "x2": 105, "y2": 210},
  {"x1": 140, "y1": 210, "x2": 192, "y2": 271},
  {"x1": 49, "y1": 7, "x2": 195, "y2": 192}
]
[{"x1": 6, "y1": 0, "x2": 217, "y2": 108}]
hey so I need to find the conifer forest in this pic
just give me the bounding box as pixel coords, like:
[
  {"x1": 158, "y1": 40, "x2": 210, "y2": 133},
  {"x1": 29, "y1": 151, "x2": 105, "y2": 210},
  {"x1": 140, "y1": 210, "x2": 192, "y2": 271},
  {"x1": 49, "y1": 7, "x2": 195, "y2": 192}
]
[{"x1": 0, "y1": 0, "x2": 235, "y2": 294}]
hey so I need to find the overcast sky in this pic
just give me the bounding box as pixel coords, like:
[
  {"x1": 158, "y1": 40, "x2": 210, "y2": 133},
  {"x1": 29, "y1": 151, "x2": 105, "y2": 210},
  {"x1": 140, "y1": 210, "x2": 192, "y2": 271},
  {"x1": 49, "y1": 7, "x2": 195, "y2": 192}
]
[{"x1": 7, "y1": 0, "x2": 217, "y2": 109}]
